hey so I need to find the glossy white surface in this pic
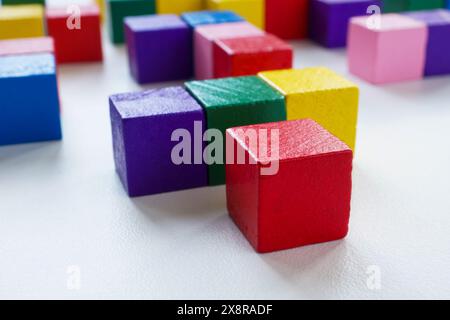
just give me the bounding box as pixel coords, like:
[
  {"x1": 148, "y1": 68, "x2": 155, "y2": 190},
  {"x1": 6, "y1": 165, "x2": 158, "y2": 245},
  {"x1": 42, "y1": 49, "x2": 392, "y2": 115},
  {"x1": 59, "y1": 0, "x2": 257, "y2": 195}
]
[{"x1": 1, "y1": 36, "x2": 450, "y2": 299}]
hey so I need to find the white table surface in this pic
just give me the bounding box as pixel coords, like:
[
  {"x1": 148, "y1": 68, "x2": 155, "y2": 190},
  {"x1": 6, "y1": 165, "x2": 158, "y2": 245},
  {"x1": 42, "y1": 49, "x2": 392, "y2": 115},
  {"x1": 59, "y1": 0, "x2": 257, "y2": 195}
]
[{"x1": 1, "y1": 34, "x2": 450, "y2": 300}]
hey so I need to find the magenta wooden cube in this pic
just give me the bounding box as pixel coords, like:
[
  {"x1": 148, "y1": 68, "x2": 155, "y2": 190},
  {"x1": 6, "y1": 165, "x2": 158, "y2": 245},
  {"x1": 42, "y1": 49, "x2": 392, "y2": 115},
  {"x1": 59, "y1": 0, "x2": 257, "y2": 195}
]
[
  {"x1": 309, "y1": 0, "x2": 382, "y2": 48},
  {"x1": 405, "y1": 9, "x2": 450, "y2": 76},
  {"x1": 109, "y1": 86, "x2": 208, "y2": 197},
  {"x1": 124, "y1": 14, "x2": 193, "y2": 84}
]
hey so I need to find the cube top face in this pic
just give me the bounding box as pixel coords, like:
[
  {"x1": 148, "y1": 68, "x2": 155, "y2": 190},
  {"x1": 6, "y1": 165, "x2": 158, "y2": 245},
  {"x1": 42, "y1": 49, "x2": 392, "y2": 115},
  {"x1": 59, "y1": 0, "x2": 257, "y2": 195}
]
[
  {"x1": 196, "y1": 21, "x2": 263, "y2": 41},
  {"x1": 228, "y1": 119, "x2": 351, "y2": 163},
  {"x1": 216, "y1": 34, "x2": 292, "y2": 55},
  {"x1": 185, "y1": 76, "x2": 284, "y2": 110},
  {"x1": 124, "y1": 14, "x2": 187, "y2": 33},
  {"x1": 0, "y1": 4, "x2": 43, "y2": 20},
  {"x1": 110, "y1": 86, "x2": 203, "y2": 120},
  {"x1": 181, "y1": 10, "x2": 243, "y2": 27},
  {"x1": 0, "y1": 37, "x2": 53, "y2": 56},
  {"x1": 0, "y1": 53, "x2": 55, "y2": 78},
  {"x1": 351, "y1": 13, "x2": 427, "y2": 32},
  {"x1": 46, "y1": 4, "x2": 100, "y2": 19},
  {"x1": 259, "y1": 67, "x2": 357, "y2": 96},
  {"x1": 405, "y1": 9, "x2": 450, "y2": 26}
]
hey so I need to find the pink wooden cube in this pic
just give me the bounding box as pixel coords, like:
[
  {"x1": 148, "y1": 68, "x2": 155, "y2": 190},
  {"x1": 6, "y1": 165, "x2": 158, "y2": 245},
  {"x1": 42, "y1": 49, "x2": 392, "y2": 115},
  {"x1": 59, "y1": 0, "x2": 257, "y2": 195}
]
[
  {"x1": 0, "y1": 37, "x2": 54, "y2": 56},
  {"x1": 194, "y1": 21, "x2": 264, "y2": 80},
  {"x1": 348, "y1": 14, "x2": 428, "y2": 84}
]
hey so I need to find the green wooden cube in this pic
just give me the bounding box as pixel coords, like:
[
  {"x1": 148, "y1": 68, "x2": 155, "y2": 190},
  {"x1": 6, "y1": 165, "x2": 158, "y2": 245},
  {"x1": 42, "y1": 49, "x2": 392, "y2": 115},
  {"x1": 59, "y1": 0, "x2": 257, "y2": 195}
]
[
  {"x1": 2, "y1": 0, "x2": 45, "y2": 5},
  {"x1": 185, "y1": 76, "x2": 286, "y2": 186},
  {"x1": 382, "y1": 0, "x2": 408, "y2": 12},
  {"x1": 408, "y1": 0, "x2": 445, "y2": 11},
  {"x1": 107, "y1": 0, "x2": 156, "y2": 44}
]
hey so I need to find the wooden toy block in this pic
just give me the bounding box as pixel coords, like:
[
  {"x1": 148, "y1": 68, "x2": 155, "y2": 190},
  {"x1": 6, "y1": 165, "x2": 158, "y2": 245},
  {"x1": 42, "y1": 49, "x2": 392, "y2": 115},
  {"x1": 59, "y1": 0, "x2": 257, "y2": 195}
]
[
  {"x1": 226, "y1": 119, "x2": 353, "y2": 253},
  {"x1": 213, "y1": 34, "x2": 293, "y2": 78},
  {"x1": 348, "y1": 14, "x2": 428, "y2": 84},
  {"x1": 207, "y1": 0, "x2": 265, "y2": 28},
  {"x1": 0, "y1": 5, "x2": 45, "y2": 40},
  {"x1": 0, "y1": 53, "x2": 62, "y2": 146},
  {"x1": 156, "y1": 0, "x2": 205, "y2": 14},
  {"x1": 125, "y1": 14, "x2": 192, "y2": 84},
  {"x1": 265, "y1": 0, "x2": 309, "y2": 39},
  {"x1": 259, "y1": 67, "x2": 359, "y2": 150},
  {"x1": 181, "y1": 10, "x2": 244, "y2": 28},
  {"x1": 447, "y1": 0, "x2": 450, "y2": 9},
  {"x1": 309, "y1": 0, "x2": 382, "y2": 48},
  {"x1": 0, "y1": 37, "x2": 54, "y2": 56},
  {"x1": 2, "y1": 0, "x2": 45, "y2": 5},
  {"x1": 405, "y1": 10, "x2": 450, "y2": 76},
  {"x1": 109, "y1": 86, "x2": 208, "y2": 197},
  {"x1": 195, "y1": 22, "x2": 264, "y2": 80},
  {"x1": 408, "y1": 0, "x2": 445, "y2": 11},
  {"x1": 107, "y1": 0, "x2": 156, "y2": 44},
  {"x1": 381, "y1": 0, "x2": 408, "y2": 12},
  {"x1": 185, "y1": 76, "x2": 286, "y2": 186},
  {"x1": 46, "y1": 5, "x2": 103, "y2": 63}
]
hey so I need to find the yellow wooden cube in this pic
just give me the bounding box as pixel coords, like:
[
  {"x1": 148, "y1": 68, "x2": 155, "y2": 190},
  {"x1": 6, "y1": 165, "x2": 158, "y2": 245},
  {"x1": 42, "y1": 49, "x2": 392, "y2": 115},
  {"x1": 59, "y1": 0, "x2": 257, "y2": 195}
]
[
  {"x1": 95, "y1": 0, "x2": 106, "y2": 23},
  {"x1": 156, "y1": 0, "x2": 205, "y2": 14},
  {"x1": 207, "y1": 0, "x2": 264, "y2": 28},
  {"x1": 259, "y1": 67, "x2": 359, "y2": 150},
  {"x1": 0, "y1": 5, "x2": 45, "y2": 40}
]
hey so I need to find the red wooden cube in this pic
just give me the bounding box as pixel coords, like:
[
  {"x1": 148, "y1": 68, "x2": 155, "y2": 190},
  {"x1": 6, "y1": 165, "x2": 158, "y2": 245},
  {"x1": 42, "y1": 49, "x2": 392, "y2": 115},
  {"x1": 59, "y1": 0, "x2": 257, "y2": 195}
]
[
  {"x1": 265, "y1": 0, "x2": 309, "y2": 39},
  {"x1": 213, "y1": 34, "x2": 293, "y2": 78},
  {"x1": 46, "y1": 4, "x2": 103, "y2": 63},
  {"x1": 226, "y1": 119, "x2": 353, "y2": 253}
]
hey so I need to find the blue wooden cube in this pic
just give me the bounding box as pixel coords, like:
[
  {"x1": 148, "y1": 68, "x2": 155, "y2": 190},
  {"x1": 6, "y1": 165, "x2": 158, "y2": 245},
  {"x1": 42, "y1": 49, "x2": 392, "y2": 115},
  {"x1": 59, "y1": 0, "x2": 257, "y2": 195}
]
[
  {"x1": 124, "y1": 14, "x2": 193, "y2": 84},
  {"x1": 181, "y1": 10, "x2": 244, "y2": 28},
  {"x1": 0, "y1": 53, "x2": 62, "y2": 146}
]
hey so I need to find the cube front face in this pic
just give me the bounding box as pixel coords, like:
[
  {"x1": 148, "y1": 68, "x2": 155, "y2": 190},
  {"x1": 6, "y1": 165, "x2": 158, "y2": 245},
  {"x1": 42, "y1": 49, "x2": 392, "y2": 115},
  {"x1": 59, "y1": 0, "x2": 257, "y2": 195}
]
[
  {"x1": 186, "y1": 76, "x2": 286, "y2": 185},
  {"x1": 181, "y1": 10, "x2": 244, "y2": 28},
  {"x1": 207, "y1": 0, "x2": 265, "y2": 28},
  {"x1": 194, "y1": 22, "x2": 264, "y2": 80},
  {"x1": 258, "y1": 151, "x2": 353, "y2": 252},
  {"x1": 108, "y1": 0, "x2": 156, "y2": 44},
  {"x1": 213, "y1": 35, "x2": 293, "y2": 78},
  {"x1": 265, "y1": 0, "x2": 309, "y2": 39},
  {"x1": 0, "y1": 54, "x2": 62, "y2": 146},
  {"x1": 405, "y1": 10, "x2": 450, "y2": 76},
  {"x1": 309, "y1": 0, "x2": 381, "y2": 48},
  {"x1": 156, "y1": 0, "x2": 205, "y2": 14},
  {"x1": 46, "y1": 8, "x2": 103, "y2": 63},
  {"x1": 110, "y1": 87, "x2": 208, "y2": 197},
  {"x1": 226, "y1": 119, "x2": 353, "y2": 253},
  {"x1": 0, "y1": 5, "x2": 45, "y2": 40},
  {"x1": 259, "y1": 68, "x2": 358, "y2": 150},
  {"x1": 125, "y1": 15, "x2": 192, "y2": 83}
]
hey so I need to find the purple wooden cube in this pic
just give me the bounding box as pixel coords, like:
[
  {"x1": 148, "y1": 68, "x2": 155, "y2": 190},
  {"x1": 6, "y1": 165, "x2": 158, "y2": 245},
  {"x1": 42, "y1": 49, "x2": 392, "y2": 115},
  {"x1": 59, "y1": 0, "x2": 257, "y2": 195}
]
[
  {"x1": 309, "y1": 0, "x2": 382, "y2": 48},
  {"x1": 405, "y1": 10, "x2": 450, "y2": 76},
  {"x1": 110, "y1": 86, "x2": 207, "y2": 197},
  {"x1": 124, "y1": 14, "x2": 193, "y2": 84}
]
